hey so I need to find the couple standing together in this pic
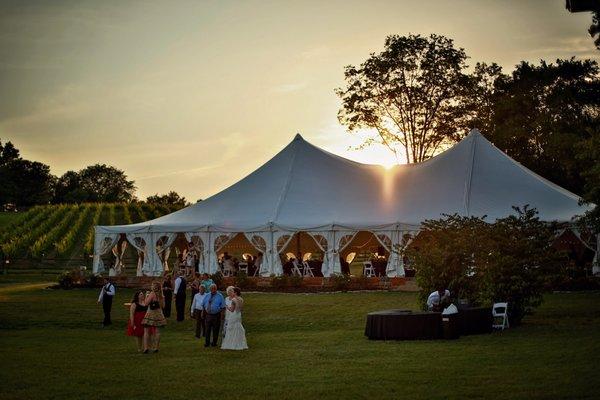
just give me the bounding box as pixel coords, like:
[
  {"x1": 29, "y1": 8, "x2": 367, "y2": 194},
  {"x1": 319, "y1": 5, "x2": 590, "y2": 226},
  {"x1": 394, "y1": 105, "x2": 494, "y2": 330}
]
[{"x1": 192, "y1": 284, "x2": 248, "y2": 350}]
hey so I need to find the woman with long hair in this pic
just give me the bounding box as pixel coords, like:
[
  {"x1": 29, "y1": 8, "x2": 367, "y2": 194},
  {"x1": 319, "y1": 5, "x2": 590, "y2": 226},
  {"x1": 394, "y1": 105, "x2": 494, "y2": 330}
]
[
  {"x1": 141, "y1": 281, "x2": 167, "y2": 353},
  {"x1": 126, "y1": 291, "x2": 147, "y2": 352}
]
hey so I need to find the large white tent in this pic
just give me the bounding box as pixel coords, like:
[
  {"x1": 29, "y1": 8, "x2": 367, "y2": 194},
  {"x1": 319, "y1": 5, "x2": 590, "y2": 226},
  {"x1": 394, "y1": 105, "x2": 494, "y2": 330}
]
[{"x1": 93, "y1": 129, "x2": 594, "y2": 277}]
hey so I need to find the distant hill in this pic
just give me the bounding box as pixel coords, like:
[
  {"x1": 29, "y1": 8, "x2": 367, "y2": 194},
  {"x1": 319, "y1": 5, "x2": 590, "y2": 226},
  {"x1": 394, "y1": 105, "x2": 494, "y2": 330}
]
[{"x1": 0, "y1": 203, "x2": 177, "y2": 269}]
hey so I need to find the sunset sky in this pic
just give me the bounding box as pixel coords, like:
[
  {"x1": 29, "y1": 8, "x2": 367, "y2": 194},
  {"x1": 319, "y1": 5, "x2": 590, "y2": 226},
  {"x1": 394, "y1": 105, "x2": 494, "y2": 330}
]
[{"x1": 1, "y1": 0, "x2": 598, "y2": 201}]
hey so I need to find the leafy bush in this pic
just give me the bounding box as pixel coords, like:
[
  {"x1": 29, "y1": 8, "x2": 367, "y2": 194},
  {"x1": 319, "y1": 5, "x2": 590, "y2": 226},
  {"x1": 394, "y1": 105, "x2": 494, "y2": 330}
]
[
  {"x1": 481, "y1": 207, "x2": 565, "y2": 324},
  {"x1": 355, "y1": 275, "x2": 369, "y2": 290},
  {"x1": 234, "y1": 271, "x2": 255, "y2": 289},
  {"x1": 330, "y1": 273, "x2": 351, "y2": 292},
  {"x1": 289, "y1": 274, "x2": 304, "y2": 288},
  {"x1": 407, "y1": 207, "x2": 565, "y2": 324},
  {"x1": 408, "y1": 214, "x2": 490, "y2": 307},
  {"x1": 57, "y1": 270, "x2": 74, "y2": 289},
  {"x1": 270, "y1": 274, "x2": 288, "y2": 289},
  {"x1": 57, "y1": 268, "x2": 98, "y2": 289}
]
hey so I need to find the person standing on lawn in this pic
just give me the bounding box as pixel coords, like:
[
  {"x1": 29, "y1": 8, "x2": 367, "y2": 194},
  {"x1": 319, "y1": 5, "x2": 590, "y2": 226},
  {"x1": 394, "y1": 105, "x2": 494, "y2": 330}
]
[
  {"x1": 162, "y1": 274, "x2": 173, "y2": 318},
  {"x1": 190, "y1": 273, "x2": 200, "y2": 301},
  {"x1": 190, "y1": 285, "x2": 208, "y2": 339},
  {"x1": 126, "y1": 291, "x2": 147, "y2": 352},
  {"x1": 173, "y1": 269, "x2": 187, "y2": 322},
  {"x1": 200, "y1": 273, "x2": 213, "y2": 293},
  {"x1": 141, "y1": 281, "x2": 167, "y2": 353},
  {"x1": 221, "y1": 286, "x2": 248, "y2": 350},
  {"x1": 97, "y1": 277, "x2": 116, "y2": 326},
  {"x1": 202, "y1": 283, "x2": 226, "y2": 347}
]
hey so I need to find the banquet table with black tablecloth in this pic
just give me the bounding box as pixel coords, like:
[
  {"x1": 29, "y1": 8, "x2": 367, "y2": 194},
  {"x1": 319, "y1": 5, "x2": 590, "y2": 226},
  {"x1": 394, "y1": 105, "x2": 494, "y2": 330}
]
[
  {"x1": 365, "y1": 307, "x2": 493, "y2": 341},
  {"x1": 364, "y1": 309, "x2": 442, "y2": 340},
  {"x1": 456, "y1": 307, "x2": 493, "y2": 335}
]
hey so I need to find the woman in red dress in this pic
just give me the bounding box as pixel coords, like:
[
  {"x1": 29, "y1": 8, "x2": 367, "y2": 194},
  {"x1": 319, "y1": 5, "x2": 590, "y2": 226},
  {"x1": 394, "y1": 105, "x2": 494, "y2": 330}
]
[{"x1": 126, "y1": 291, "x2": 147, "y2": 352}]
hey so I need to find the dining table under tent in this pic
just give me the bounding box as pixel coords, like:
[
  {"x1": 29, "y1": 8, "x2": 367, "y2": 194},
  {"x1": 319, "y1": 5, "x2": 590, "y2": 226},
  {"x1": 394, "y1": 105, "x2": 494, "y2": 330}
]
[{"x1": 93, "y1": 129, "x2": 596, "y2": 278}]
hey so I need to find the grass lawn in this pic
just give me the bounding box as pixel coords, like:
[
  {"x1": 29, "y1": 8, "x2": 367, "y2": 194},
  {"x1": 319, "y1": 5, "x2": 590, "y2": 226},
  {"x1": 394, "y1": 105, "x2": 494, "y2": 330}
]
[
  {"x1": 0, "y1": 211, "x2": 22, "y2": 231},
  {"x1": 0, "y1": 275, "x2": 599, "y2": 399}
]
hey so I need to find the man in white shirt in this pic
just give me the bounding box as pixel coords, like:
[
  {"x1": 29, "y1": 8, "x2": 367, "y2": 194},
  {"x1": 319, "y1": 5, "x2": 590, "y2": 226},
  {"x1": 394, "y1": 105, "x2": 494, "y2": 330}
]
[
  {"x1": 173, "y1": 270, "x2": 187, "y2": 322},
  {"x1": 97, "y1": 277, "x2": 116, "y2": 326},
  {"x1": 191, "y1": 285, "x2": 207, "y2": 338},
  {"x1": 427, "y1": 287, "x2": 451, "y2": 312}
]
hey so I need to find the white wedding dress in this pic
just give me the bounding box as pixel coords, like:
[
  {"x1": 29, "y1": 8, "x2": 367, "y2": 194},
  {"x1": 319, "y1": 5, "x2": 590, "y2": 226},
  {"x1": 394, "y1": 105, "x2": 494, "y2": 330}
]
[{"x1": 221, "y1": 297, "x2": 248, "y2": 350}]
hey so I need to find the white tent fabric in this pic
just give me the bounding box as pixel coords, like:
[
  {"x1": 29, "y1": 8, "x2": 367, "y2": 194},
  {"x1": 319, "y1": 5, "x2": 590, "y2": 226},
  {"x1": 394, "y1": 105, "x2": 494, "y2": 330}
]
[
  {"x1": 94, "y1": 130, "x2": 593, "y2": 276},
  {"x1": 124, "y1": 233, "x2": 165, "y2": 277},
  {"x1": 155, "y1": 233, "x2": 177, "y2": 274},
  {"x1": 93, "y1": 232, "x2": 119, "y2": 274},
  {"x1": 125, "y1": 233, "x2": 151, "y2": 276},
  {"x1": 184, "y1": 232, "x2": 208, "y2": 273},
  {"x1": 209, "y1": 233, "x2": 236, "y2": 274},
  {"x1": 244, "y1": 232, "x2": 271, "y2": 276},
  {"x1": 111, "y1": 241, "x2": 127, "y2": 275}
]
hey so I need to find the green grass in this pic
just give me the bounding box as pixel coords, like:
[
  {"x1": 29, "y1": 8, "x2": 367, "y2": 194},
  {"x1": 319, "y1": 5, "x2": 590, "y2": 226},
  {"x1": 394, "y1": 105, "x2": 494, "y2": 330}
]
[
  {"x1": 0, "y1": 211, "x2": 23, "y2": 231},
  {"x1": 0, "y1": 275, "x2": 599, "y2": 399},
  {"x1": 0, "y1": 204, "x2": 176, "y2": 269}
]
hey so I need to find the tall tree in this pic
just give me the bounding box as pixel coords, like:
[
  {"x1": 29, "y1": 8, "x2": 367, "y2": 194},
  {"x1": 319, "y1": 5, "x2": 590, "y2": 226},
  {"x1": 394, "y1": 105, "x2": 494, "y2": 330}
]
[
  {"x1": 53, "y1": 164, "x2": 136, "y2": 203},
  {"x1": 0, "y1": 139, "x2": 55, "y2": 207},
  {"x1": 336, "y1": 34, "x2": 479, "y2": 163},
  {"x1": 591, "y1": 11, "x2": 600, "y2": 50},
  {"x1": 53, "y1": 171, "x2": 88, "y2": 204},
  {"x1": 0, "y1": 140, "x2": 20, "y2": 163},
  {"x1": 146, "y1": 191, "x2": 189, "y2": 209},
  {"x1": 576, "y1": 125, "x2": 600, "y2": 231},
  {"x1": 472, "y1": 58, "x2": 600, "y2": 196}
]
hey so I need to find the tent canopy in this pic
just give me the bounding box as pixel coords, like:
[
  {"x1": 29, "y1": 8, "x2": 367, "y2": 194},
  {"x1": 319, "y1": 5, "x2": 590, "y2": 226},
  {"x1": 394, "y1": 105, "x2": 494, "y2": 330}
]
[{"x1": 97, "y1": 129, "x2": 591, "y2": 235}]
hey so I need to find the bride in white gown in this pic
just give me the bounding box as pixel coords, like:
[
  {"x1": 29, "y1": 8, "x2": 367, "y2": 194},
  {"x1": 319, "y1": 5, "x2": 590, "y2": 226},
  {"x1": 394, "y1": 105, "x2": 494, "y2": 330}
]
[{"x1": 221, "y1": 286, "x2": 248, "y2": 350}]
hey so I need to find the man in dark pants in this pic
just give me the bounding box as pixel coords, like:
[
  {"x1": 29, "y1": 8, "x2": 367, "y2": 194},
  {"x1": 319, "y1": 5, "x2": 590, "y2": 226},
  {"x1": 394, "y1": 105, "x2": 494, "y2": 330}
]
[
  {"x1": 190, "y1": 285, "x2": 207, "y2": 339},
  {"x1": 174, "y1": 270, "x2": 187, "y2": 322},
  {"x1": 202, "y1": 283, "x2": 226, "y2": 347},
  {"x1": 97, "y1": 277, "x2": 116, "y2": 326}
]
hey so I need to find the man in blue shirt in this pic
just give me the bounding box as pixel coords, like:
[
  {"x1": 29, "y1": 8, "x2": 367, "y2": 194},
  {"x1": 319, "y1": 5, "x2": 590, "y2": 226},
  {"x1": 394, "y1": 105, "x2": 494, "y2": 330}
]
[{"x1": 202, "y1": 283, "x2": 226, "y2": 347}]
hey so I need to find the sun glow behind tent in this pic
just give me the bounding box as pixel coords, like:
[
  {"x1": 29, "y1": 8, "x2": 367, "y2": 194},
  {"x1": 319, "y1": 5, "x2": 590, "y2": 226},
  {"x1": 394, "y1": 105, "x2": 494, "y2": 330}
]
[{"x1": 94, "y1": 129, "x2": 591, "y2": 277}]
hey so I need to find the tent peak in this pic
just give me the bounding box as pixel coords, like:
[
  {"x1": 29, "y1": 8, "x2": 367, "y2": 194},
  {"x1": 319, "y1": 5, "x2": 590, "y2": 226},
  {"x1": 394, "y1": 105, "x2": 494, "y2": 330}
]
[
  {"x1": 293, "y1": 132, "x2": 304, "y2": 141},
  {"x1": 468, "y1": 128, "x2": 482, "y2": 137}
]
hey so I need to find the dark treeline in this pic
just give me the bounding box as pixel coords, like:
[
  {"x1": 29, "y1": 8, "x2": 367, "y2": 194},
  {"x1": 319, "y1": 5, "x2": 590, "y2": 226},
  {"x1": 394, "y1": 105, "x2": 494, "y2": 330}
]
[{"x1": 0, "y1": 141, "x2": 191, "y2": 210}]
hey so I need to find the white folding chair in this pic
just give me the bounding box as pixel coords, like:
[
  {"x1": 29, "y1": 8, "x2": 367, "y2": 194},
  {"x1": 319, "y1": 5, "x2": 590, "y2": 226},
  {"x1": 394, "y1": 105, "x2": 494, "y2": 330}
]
[
  {"x1": 363, "y1": 261, "x2": 375, "y2": 277},
  {"x1": 302, "y1": 260, "x2": 314, "y2": 277},
  {"x1": 291, "y1": 260, "x2": 303, "y2": 276},
  {"x1": 238, "y1": 262, "x2": 248, "y2": 275},
  {"x1": 492, "y1": 302, "x2": 509, "y2": 330}
]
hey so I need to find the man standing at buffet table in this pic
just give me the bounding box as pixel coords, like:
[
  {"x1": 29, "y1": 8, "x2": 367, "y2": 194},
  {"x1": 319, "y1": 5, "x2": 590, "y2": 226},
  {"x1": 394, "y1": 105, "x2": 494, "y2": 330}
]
[{"x1": 427, "y1": 287, "x2": 451, "y2": 312}]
